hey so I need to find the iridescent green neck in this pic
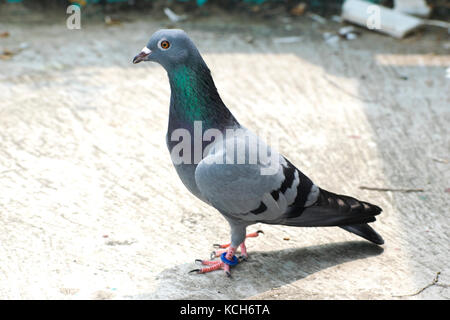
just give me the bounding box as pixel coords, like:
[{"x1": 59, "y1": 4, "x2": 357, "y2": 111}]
[
  {"x1": 170, "y1": 65, "x2": 206, "y2": 121},
  {"x1": 168, "y1": 64, "x2": 237, "y2": 130}
]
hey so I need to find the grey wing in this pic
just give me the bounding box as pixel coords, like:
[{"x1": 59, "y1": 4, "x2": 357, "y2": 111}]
[{"x1": 194, "y1": 130, "x2": 319, "y2": 222}]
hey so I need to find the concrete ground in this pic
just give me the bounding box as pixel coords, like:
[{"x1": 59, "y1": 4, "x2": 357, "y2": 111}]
[{"x1": 0, "y1": 6, "x2": 449, "y2": 299}]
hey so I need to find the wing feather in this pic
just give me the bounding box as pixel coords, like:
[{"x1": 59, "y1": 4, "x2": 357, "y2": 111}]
[{"x1": 194, "y1": 129, "x2": 318, "y2": 222}]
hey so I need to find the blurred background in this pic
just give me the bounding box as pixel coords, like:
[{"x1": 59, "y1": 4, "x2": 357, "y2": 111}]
[{"x1": 0, "y1": 0, "x2": 449, "y2": 300}]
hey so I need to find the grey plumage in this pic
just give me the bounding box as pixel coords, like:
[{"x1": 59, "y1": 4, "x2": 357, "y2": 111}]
[{"x1": 133, "y1": 29, "x2": 384, "y2": 253}]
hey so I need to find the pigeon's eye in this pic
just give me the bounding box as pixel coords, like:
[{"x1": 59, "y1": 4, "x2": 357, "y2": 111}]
[{"x1": 159, "y1": 40, "x2": 171, "y2": 50}]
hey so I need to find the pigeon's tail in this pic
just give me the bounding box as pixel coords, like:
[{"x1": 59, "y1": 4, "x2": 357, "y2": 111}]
[
  {"x1": 340, "y1": 223, "x2": 384, "y2": 245},
  {"x1": 281, "y1": 188, "x2": 384, "y2": 244}
]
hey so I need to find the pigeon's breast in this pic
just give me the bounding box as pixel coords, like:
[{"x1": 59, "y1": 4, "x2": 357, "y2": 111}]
[{"x1": 165, "y1": 130, "x2": 209, "y2": 203}]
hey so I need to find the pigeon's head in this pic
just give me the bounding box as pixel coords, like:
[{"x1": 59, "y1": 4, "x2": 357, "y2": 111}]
[{"x1": 132, "y1": 29, "x2": 200, "y2": 70}]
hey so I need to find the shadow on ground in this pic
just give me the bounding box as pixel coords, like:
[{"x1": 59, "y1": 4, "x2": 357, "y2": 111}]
[{"x1": 131, "y1": 241, "x2": 383, "y2": 299}]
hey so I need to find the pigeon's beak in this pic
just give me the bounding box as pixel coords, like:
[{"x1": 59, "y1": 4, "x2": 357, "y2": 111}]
[{"x1": 133, "y1": 47, "x2": 151, "y2": 64}]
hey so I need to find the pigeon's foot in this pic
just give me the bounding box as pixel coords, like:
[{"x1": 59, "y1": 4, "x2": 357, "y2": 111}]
[
  {"x1": 190, "y1": 246, "x2": 239, "y2": 277},
  {"x1": 189, "y1": 230, "x2": 263, "y2": 277}
]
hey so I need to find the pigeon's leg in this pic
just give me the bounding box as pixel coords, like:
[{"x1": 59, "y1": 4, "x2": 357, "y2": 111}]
[
  {"x1": 190, "y1": 222, "x2": 249, "y2": 277},
  {"x1": 212, "y1": 230, "x2": 263, "y2": 257},
  {"x1": 220, "y1": 222, "x2": 247, "y2": 276},
  {"x1": 240, "y1": 242, "x2": 248, "y2": 260},
  {"x1": 239, "y1": 230, "x2": 263, "y2": 259},
  {"x1": 221, "y1": 246, "x2": 238, "y2": 277}
]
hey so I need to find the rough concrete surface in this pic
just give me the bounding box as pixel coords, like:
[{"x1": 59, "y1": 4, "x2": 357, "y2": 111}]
[{"x1": 0, "y1": 8, "x2": 449, "y2": 299}]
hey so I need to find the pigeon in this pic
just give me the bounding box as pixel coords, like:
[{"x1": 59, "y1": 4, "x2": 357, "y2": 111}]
[{"x1": 133, "y1": 29, "x2": 384, "y2": 277}]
